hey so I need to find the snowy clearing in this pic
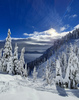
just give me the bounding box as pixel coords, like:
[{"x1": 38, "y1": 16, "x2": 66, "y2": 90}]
[{"x1": 0, "y1": 74, "x2": 79, "y2": 100}]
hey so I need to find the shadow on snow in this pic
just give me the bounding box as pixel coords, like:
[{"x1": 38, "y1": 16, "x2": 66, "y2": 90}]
[
  {"x1": 56, "y1": 85, "x2": 68, "y2": 97},
  {"x1": 70, "y1": 89, "x2": 79, "y2": 98}
]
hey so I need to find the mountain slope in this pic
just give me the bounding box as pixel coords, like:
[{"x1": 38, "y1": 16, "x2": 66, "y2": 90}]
[{"x1": 27, "y1": 28, "x2": 79, "y2": 73}]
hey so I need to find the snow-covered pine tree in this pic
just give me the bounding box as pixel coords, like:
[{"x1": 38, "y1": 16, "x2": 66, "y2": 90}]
[
  {"x1": 66, "y1": 45, "x2": 70, "y2": 60},
  {"x1": 32, "y1": 66, "x2": 38, "y2": 82},
  {"x1": 61, "y1": 52, "x2": 67, "y2": 78},
  {"x1": 3, "y1": 29, "x2": 12, "y2": 59},
  {"x1": 55, "y1": 59, "x2": 62, "y2": 86},
  {"x1": 0, "y1": 48, "x2": 3, "y2": 58},
  {"x1": 19, "y1": 47, "x2": 25, "y2": 76},
  {"x1": 0, "y1": 48, "x2": 3, "y2": 71},
  {"x1": 23, "y1": 63, "x2": 28, "y2": 77},
  {"x1": 65, "y1": 44, "x2": 79, "y2": 89},
  {"x1": 77, "y1": 48, "x2": 79, "y2": 59},
  {"x1": 50, "y1": 59, "x2": 56, "y2": 78},
  {"x1": 43, "y1": 60, "x2": 52, "y2": 84},
  {"x1": 3, "y1": 29, "x2": 13, "y2": 74},
  {"x1": 13, "y1": 43, "x2": 19, "y2": 74},
  {"x1": 73, "y1": 44, "x2": 78, "y2": 55}
]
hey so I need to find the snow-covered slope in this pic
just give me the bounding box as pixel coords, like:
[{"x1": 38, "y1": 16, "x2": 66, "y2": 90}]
[
  {"x1": 37, "y1": 38, "x2": 79, "y2": 77},
  {"x1": 0, "y1": 74, "x2": 79, "y2": 100}
]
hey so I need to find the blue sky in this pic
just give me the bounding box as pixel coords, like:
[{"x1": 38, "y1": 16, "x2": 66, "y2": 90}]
[{"x1": 0, "y1": 0, "x2": 79, "y2": 40}]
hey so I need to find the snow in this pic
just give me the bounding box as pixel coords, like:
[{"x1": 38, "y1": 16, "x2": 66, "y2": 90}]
[{"x1": 0, "y1": 74, "x2": 79, "y2": 100}]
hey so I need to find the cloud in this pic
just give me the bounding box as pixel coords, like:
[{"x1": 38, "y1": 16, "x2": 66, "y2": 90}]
[
  {"x1": 23, "y1": 33, "x2": 29, "y2": 36},
  {"x1": 60, "y1": 24, "x2": 70, "y2": 32},
  {"x1": 23, "y1": 27, "x2": 71, "y2": 46},
  {"x1": 64, "y1": 14, "x2": 77, "y2": 19},
  {"x1": 24, "y1": 28, "x2": 60, "y2": 41},
  {"x1": 23, "y1": 28, "x2": 62, "y2": 45},
  {"x1": 72, "y1": 14, "x2": 77, "y2": 18},
  {"x1": 23, "y1": 33, "x2": 33, "y2": 37},
  {"x1": 74, "y1": 24, "x2": 79, "y2": 29},
  {"x1": 69, "y1": 14, "x2": 77, "y2": 18},
  {"x1": 44, "y1": 28, "x2": 58, "y2": 36},
  {"x1": 60, "y1": 27, "x2": 66, "y2": 32},
  {"x1": 22, "y1": 24, "x2": 79, "y2": 46}
]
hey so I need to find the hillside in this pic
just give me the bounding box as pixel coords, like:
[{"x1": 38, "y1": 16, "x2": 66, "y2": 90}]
[{"x1": 27, "y1": 28, "x2": 79, "y2": 72}]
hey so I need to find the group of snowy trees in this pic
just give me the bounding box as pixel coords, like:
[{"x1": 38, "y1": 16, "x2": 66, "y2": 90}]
[
  {"x1": 0, "y1": 29, "x2": 28, "y2": 77},
  {"x1": 55, "y1": 44, "x2": 79, "y2": 89},
  {"x1": 39, "y1": 43, "x2": 79, "y2": 89}
]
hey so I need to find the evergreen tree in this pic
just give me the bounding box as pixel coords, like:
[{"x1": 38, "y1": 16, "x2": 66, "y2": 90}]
[
  {"x1": 0, "y1": 48, "x2": 3, "y2": 58},
  {"x1": 3, "y1": 29, "x2": 12, "y2": 58},
  {"x1": 73, "y1": 44, "x2": 78, "y2": 56},
  {"x1": 65, "y1": 44, "x2": 79, "y2": 89},
  {"x1": 56, "y1": 59, "x2": 61, "y2": 76},
  {"x1": 32, "y1": 66, "x2": 38, "y2": 82},
  {"x1": 77, "y1": 48, "x2": 79, "y2": 59},
  {"x1": 13, "y1": 43, "x2": 19, "y2": 74},
  {"x1": 0, "y1": 48, "x2": 3, "y2": 71},
  {"x1": 43, "y1": 60, "x2": 52, "y2": 84},
  {"x1": 0, "y1": 29, "x2": 27, "y2": 77},
  {"x1": 61, "y1": 52, "x2": 67, "y2": 78},
  {"x1": 23, "y1": 63, "x2": 28, "y2": 77},
  {"x1": 3, "y1": 29, "x2": 13, "y2": 74},
  {"x1": 56, "y1": 59, "x2": 62, "y2": 86},
  {"x1": 19, "y1": 47, "x2": 25, "y2": 76}
]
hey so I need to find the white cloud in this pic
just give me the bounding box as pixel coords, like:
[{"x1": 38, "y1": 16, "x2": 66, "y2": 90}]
[
  {"x1": 72, "y1": 14, "x2": 77, "y2": 18},
  {"x1": 60, "y1": 27, "x2": 66, "y2": 32},
  {"x1": 74, "y1": 24, "x2": 79, "y2": 29},
  {"x1": 65, "y1": 14, "x2": 77, "y2": 19},
  {"x1": 24, "y1": 28, "x2": 59, "y2": 38},
  {"x1": 23, "y1": 24, "x2": 79, "y2": 45},
  {"x1": 23, "y1": 27, "x2": 72, "y2": 43},
  {"x1": 23, "y1": 33, "x2": 33, "y2": 37},
  {"x1": 22, "y1": 24, "x2": 79, "y2": 45},
  {"x1": 23, "y1": 33, "x2": 28, "y2": 36},
  {"x1": 69, "y1": 14, "x2": 77, "y2": 18},
  {"x1": 23, "y1": 28, "x2": 61, "y2": 44},
  {"x1": 44, "y1": 28, "x2": 58, "y2": 36},
  {"x1": 60, "y1": 24, "x2": 70, "y2": 32},
  {"x1": 30, "y1": 28, "x2": 60, "y2": 41}
]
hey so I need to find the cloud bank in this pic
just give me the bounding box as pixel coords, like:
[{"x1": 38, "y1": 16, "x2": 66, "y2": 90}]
[
  {"x1": 23, "y1": 28, "x2": 60, "y2": 42},
  {"x1": 23, "y1": 28, "x2": 68, "y2": 45}
]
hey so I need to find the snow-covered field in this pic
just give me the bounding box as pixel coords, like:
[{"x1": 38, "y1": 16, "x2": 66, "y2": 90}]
[{"x1": 0, "y1": 74, "x2": 79, "y2": 100}]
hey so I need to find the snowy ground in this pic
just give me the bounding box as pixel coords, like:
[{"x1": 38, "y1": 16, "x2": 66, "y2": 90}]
[{"x1": 0, "y1": 74, "x2": 79, "y2": 100}]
